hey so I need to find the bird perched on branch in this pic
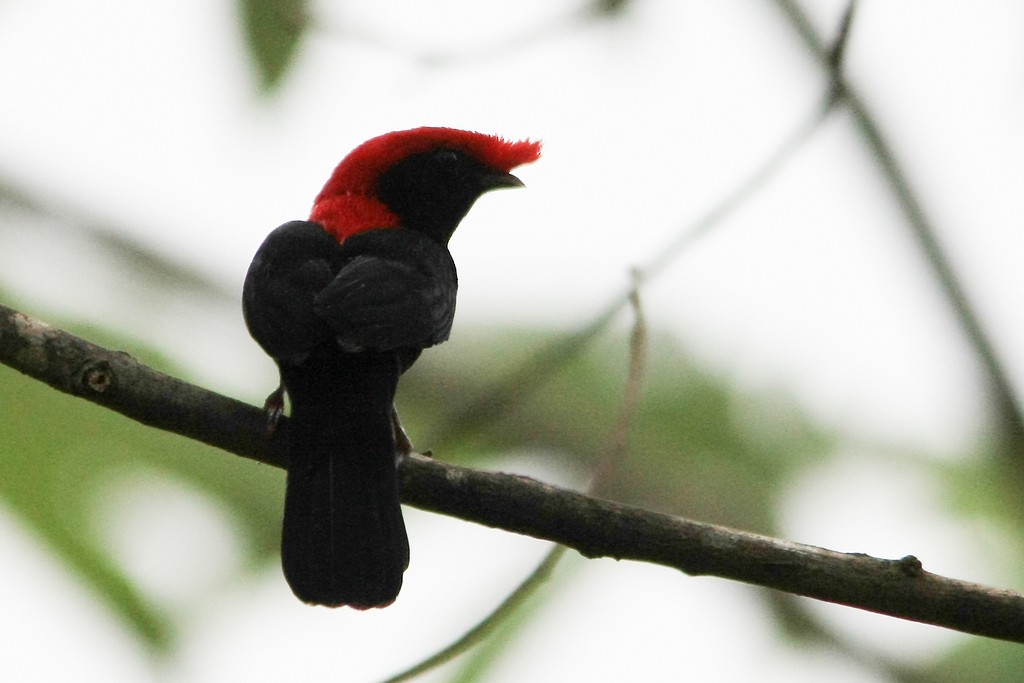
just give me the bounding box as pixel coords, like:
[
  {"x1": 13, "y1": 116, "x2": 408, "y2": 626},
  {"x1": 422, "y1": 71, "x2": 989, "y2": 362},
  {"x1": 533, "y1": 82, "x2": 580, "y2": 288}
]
[{"x1": 242, "y1": 127, "x2": 541, "y2": 608}]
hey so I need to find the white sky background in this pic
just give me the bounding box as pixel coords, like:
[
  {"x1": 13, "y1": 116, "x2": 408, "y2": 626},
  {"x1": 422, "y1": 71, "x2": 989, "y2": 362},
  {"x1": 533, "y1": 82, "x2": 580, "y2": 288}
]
[{"x1": 0, "y1": 0, "x2": 1023, "y2": 680}]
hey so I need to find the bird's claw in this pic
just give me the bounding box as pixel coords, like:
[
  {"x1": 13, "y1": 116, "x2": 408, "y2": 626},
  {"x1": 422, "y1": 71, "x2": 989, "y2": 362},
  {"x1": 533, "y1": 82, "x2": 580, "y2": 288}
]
[
  {"x1": 392, "y1": 406, "x2": 415, "y2": 457},
  {"x1": 263, "y1": 385, "x2": 286, "y2": 436}
]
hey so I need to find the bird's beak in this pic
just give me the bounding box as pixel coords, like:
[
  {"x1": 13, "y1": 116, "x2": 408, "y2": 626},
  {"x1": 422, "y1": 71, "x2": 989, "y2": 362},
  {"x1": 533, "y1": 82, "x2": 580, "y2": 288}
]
[{"x1": 483, "y1": 171, "x2": 525, "y2": 191}]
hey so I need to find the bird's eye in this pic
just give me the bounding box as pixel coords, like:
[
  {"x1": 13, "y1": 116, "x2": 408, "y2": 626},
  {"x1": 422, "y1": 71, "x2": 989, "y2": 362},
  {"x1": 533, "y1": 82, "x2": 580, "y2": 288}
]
[{"x1": 434, "y1": 149, "x2": 461, "y2": 166}]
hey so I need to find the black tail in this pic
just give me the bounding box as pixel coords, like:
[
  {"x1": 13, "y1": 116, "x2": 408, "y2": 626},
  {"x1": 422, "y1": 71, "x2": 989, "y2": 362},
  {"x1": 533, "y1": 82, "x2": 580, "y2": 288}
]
[{"x1": 279, "y1": 350, "x2": 409, "y2": 608}]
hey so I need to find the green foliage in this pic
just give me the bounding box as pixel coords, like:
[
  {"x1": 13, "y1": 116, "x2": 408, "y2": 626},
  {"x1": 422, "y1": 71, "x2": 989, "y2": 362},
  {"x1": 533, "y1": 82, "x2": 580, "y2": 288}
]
[
  {"x1": 402, "y1": 328, "x2": 829, "y2": 535},
  {"x1": 930, "y1": 636, "x2": 1024, "y2": 683},
  {"x1": 238, "y1": 0, "x2": 308, "y2": 92},
  {"x1": 0, "y1": 318, "x2": 283, "y2": 652},
  {"x1": 591, "y1": 0, "x2": 633, "y2": 17}
]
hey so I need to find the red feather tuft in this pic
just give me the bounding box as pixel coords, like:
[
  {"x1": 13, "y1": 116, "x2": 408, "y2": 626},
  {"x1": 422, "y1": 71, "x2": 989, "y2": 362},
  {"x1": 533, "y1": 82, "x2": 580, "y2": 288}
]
[
  {"x1": 310, "y1": 127, "x2": 541, "y2": 241},
  {"x1": 309, "y1": 195, "x2": 400, "y2": 239}
]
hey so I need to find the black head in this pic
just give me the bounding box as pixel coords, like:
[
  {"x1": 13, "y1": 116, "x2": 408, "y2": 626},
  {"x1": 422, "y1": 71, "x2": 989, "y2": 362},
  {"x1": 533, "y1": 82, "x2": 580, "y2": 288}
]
[{"x1": 375, "y1": 147, "x2": 523, "y2": 245}]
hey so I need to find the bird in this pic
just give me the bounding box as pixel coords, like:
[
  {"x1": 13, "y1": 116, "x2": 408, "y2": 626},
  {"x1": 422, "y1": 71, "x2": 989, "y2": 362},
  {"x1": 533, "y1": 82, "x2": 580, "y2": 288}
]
[{"x1": 242, "y1": 127, "x2": 541, "y2": 608}]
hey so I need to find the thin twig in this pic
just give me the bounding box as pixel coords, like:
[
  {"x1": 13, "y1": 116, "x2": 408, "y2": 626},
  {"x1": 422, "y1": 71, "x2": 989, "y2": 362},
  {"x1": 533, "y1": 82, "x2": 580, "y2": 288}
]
[
  {"x1": 0, "y1": 175, "x2": 231, "y2": 305},
  {"x1": 590, "y1": 268, "x2": 648, "y2": 489},
  {"x1": 826, "y1": 0, "x2": 858, "y2": 96},
  {"x1": 379, "y1": 547, "x2": 567, "y2": 683},
  {"x1": 773, "y1": 0, "x2": 1024, "y2": 455}
]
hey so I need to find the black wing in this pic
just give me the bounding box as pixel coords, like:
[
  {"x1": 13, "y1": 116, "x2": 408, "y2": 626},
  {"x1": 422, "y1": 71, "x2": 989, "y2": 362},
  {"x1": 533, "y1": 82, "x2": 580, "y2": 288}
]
[
  {"x1": 242, "y1": 221, "x2": 344, "y2": 362},
  {"x1": 314, "y1": 228, "x2": 457, "y2": 353}
]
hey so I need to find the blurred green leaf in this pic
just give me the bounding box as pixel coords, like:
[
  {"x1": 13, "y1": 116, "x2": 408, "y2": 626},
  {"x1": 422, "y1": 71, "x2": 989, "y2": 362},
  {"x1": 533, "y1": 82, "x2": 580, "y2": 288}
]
[
  {"x1": 0, "y1": 306, "x2": 283, "y2": 652},
  {"x1": 238, "y1": 0, "x2": 308, "y2": 92},
  {"x1": 592, "y1": 0, "x2": 632, "y2": 16},
  {"x1": 403, "y1": 329, "x2": 831, "y2": 534},
  {"x1": 928, "y1": 635, "x2": 1024, "y2": 683}
]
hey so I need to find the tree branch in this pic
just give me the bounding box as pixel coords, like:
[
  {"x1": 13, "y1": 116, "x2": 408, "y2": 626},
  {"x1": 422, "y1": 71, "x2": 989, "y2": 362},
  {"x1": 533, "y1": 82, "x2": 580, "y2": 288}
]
[
  {"x1": 3, "y1": 300, "x2": 1024, "y2": 643},
  {"x1": 0, "y1": 301, "x2": 283, "y2": 468}
]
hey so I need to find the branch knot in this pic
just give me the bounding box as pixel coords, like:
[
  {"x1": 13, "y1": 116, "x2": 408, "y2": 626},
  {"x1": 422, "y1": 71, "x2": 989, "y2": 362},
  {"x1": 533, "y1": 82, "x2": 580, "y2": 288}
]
[{"x1": 81, "y1": 359, "x2": 115, "y2": 394}]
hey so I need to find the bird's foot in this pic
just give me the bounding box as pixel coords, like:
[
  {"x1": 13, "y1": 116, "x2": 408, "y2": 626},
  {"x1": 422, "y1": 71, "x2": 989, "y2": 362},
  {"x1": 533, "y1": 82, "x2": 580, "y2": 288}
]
[
  {"x1": 392, "y1": 406, "x2": 413, "y2": 456},
  {"x1": 263, "y1": 385, "x2": 286, "y2": 436},
  {"x1": 391, "y1": 407, "x2": 433, "y2": 458}
]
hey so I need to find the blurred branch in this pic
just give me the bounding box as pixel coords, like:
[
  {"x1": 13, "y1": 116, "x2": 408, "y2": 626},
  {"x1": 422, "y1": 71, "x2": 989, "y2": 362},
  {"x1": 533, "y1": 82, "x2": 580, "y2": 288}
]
[
  {"x1": 0, "y1": 174, "x2": 231, "y2": 303},
  {"x1": 775, "y1": 0, "x2": 1024, "y2": 455},
  {"x1": 826, "y1": 0, "x2": 857, "y2": 97},
  {"x1": 592, "y1": 268, "x2": 648, "y2": 488},
  {"x1": 310, "y1": 0, "x2": 631, "y2": 69},
  {"x1": 4, "y1": 301, "x2": 1024, "y2": 643},
  {"x1": 382, "y1": 546, "x2": 567, "y2": 683},
  {"x1": 764, "y1": 591, "x2": 929, "y2": 683}
]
